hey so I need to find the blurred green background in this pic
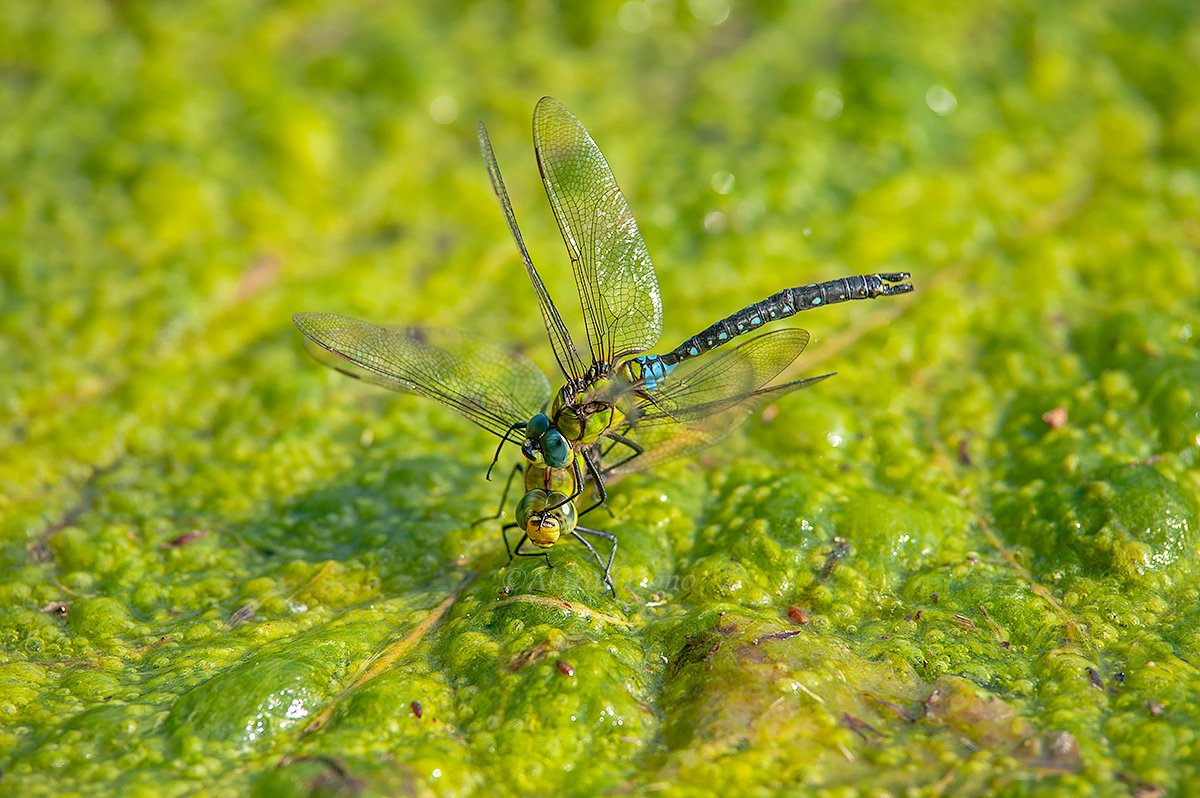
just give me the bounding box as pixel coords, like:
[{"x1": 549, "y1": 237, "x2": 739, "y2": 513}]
[{"x1": 3, "y1": 1, "x2": 1199, "y2": 795}]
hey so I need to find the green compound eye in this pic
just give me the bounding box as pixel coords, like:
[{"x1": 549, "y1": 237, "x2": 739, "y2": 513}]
[
  {"x1": 542, "y1": 429, "x2": 571, "y2": 468},
  {"x1": 526, "y1": 413, "x2": 551, "y2": 437}
]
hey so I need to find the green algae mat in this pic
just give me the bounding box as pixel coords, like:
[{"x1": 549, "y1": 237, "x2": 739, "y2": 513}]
[{"x1": 3, "y1": 2, "x2": 1199, "y2": 795}]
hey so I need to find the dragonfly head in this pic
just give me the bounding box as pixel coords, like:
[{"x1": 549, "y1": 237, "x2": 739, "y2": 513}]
[
  {"x1": 516, "y1": 490, "x2": 576, "y2": 547},
  {"x1": 522, "y1": 414, "x2": 572, "y2": 468}
]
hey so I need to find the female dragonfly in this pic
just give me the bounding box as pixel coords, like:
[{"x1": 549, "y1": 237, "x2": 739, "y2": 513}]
[{"x1": 295, "y1": 98, "x2": 912, "y2": 595}]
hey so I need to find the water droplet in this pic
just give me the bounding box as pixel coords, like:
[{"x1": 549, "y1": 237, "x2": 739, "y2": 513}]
[
  {"x1": 703, "y1": 210, "x2": 727, "y2": 234},
  {"x1": 688, "y1": 0, "x2": 730, "y2": 25},
  {"x1": 710, "y1": 170, "x2": 735, "y2": 194},
  {"x1": 814, "y1": 88, "x2": 843, "y2": 121},
  {"x1": 617, "y1": 1, "x2": 652, "y2": 33},
  {"x1": 925, "y1": 84, "x2": 957, "y2": 116},
  {"x1": 285, "y1": 698, "x2": 309, "y2": 720}
]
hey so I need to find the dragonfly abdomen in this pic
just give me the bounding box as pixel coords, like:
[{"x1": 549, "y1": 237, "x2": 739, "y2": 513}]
[
  {"x1": 627, "y1": 272, "x2": 911, "y2": 391},
  {"x1": 665, "y1": 272, "x2": 912, "y2": 364}
]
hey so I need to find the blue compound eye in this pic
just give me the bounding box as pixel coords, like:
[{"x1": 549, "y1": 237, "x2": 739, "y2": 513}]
[
  {"x1": 526, "y1": 413, "x2": 551, "y2": 437},
  {"x1": 542, "y1": 429, "x2": 571, "y2": 468}
]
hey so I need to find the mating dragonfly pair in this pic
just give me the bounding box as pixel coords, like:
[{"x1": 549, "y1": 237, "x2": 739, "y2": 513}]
[{"x1": 294, "y1": 97, "x2": 912, "y2": 597}]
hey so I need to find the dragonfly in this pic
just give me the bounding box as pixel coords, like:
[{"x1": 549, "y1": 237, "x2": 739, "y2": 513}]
[
  {"x1": 295, "y1": 97, "x2": 913, "y2": 597},
  {"x1": 480, "y1": 98, "x2": 911, "y2": 509}
]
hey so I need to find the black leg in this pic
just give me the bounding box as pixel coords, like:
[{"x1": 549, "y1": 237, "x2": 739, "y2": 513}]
[
  {"x1": 575, "y1": 451, "x2": 610, "y2": 519},
  {"x1": 472, "y1": 463, "x2": 524, "y2": 527},
  {"x1": 501, "y1": 523, "x2": 520, "y2": 561},
  {"x1": 600, "y1": 430, "x2": 644, "y2": 473},
  {"x1": 573, "y1": 525, "x2": 618, "y2": 597},
  {"x1": 486, "y1": 421, "x2": 526, "y2": 480}
]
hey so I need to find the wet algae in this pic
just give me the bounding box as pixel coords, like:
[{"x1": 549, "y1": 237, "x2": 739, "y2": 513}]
[{"x1": 2, "y1": 1, "x2": 1200, "y2": 795}]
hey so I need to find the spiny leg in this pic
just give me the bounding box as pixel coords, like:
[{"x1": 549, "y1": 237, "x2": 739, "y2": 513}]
[
  {"x1": 573, "y1": 525, "x2": 618, "y2": 597},
  {"x1": 501, "y1": 523, "x2": 520, "y2": 561},
  {"x1": 486, "y1": 421, "x2": 527, "y2": 480},
  {"x1": 583, "y1": 443, "x2": 616, "y2": 519},
  {"x1": 471, "y1": 462, "x2": 524, "y2": 527},
  {"x1": 575, "y1": 451, "x2": 610, "y2": 519},
  {"x1": 600, "y1": 430, "x2": 644, "y2": 473}
]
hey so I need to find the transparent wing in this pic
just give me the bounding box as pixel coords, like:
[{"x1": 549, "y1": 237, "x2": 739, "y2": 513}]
[
  {"x1": 602, "y1": 376, "x2": 832, "y2": 475},
  {"x1": 533, "y1": 96, "x2": 663, "y2": 368},
  {"x1": 478, "y1": 121, "x2": 587, "y2": 384},
  {"x1": 294, "y1": 312, "x2": 550, "y2": 439},
  {"x1": 602, "y1": 329, "x2": 832, "y2": 474},
  {"x1": 638, "y1": 329, "x2": 813, "y2": 423}
]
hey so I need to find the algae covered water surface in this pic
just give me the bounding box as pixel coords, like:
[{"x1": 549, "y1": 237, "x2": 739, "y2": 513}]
[{"x1": 2, "y1": 2, "x2": 1199, "y2": 796}]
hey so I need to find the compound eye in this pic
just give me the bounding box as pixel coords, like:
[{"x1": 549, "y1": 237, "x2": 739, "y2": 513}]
[
  {"x1": 526, "y1": 413, "x2": 551, "y2": 437},
  {"x1": 543, "y1": 430, "x2": 571, "y2": 468}
]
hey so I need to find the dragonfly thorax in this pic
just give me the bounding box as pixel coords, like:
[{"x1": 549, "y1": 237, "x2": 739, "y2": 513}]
[
  {"x1": 549, "y1": 382, "x2": 627, "y2": 447},
  {"x1": 516, "y1": 490, "x2": 577, "y2": 547}
]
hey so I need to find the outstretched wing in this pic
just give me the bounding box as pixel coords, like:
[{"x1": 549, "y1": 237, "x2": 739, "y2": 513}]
[
  {"x1": 533, "y1": 96, "x2": 663, "y2": 368},
  {"x1": 602, "y1": 329, "x2": 832, "y2": 474},
  {"x1": 294, "y1": 312, "x2": 549, "y2": 439},
  {"x1": 478, "y1": 120, "x2": 588, "y2": 384}
]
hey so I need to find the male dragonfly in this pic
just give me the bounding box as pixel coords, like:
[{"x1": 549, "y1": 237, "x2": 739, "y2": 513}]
[
  {"x1": 482, "y1": 98, "x2": 910, "y2": 508},
  {"x1": 295, "y1": 98, "x2": 912, "y2": 596}
]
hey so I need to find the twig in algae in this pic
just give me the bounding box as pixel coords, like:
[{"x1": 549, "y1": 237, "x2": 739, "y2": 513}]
[
  {"x1": 492, "y1": 593, "x2": 632, "y2": 628},
  {"x1": 226, "y1": 559, "x2": 338, "y2": 628},
  {"x1": 304, "y1": 580, "x2": 468, "y2": 733}
]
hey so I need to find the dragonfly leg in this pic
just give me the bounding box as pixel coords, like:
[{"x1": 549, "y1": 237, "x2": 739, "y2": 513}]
[
  {"x1": 544, "y1": 456, "x2": 588, "y2": 514},
  {"x1": 587, "y1": 476, "x2": 616, "y2": 520},
  {"x1": 572, "y1": 526, "x2": 618, "y2": 598},
  {"x1": 600, "y1": 430, "x2": 644, "y2": 473},
  {"x1": 509, "y1": 528, "x2": 553, "y2": 568},
  {"x1": 575, "y1": 451, "x2": 610, "y2": 519},
  {"x1": 486, "y1": 421, "x2": 527, "y2": 480},
  {"x1": 501, "y1": 523, "x2": 519, "y2": 561},
  {"x1": 472, "y1": 463, "x2": 523, "y2": 527}
]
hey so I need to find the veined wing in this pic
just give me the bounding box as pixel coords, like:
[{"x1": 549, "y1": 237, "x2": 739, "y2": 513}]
[
  {"x1": 294, "y1": 312, "x2": 550, "y2": 440},
  {"x1": 478, "y1": 121, "x2": 587, "y2": 384},
  {"x1": 533, "y1": 96, "x2": 662, "y2": 369},
  {"x1": 603, "y1": 375, "x2": 832, "y2": 475},
  {"x1": 604, "y1": 329, "x2": 832, "y2": 473},
  {"x1": 636, "y1": 329, "x2": 814, "y2": 424}
]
